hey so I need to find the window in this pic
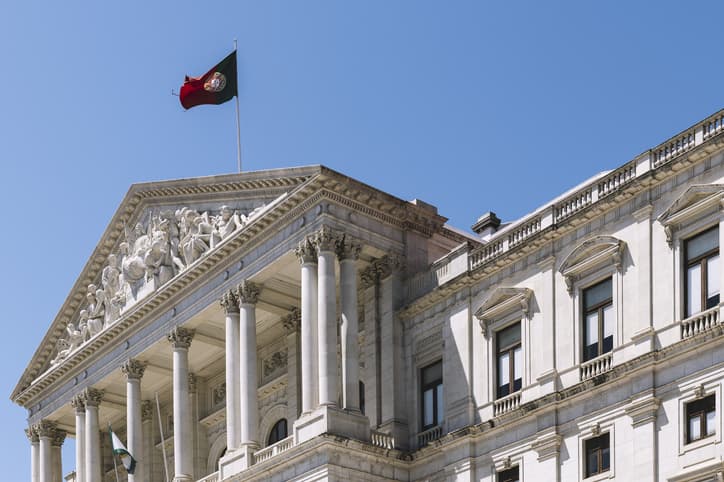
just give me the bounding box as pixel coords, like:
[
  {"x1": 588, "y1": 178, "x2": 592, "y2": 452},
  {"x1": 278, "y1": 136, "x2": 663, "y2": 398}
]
[
  {"x1": 584, "y1": 433, "x2": 610, "y2": 478},
  {"x1": 685, "y1": 227, "x2": 720, "y2": 317},
  {"x1": 267, "y1": 419, "x2": 287, "y2": 446},
  {"x1": 582, "y1": 278, "x2": 614, "y2": 362},
  {"x1": 497, "y1": 465, "x2": 519, "y2": 482},
  {"x1": 686, "y1": 395, "x2": 716, "y2": 443},
  {"x1": 359, "y1": 380, "x2": 365, "y2": 415},
  {"x1": 421, "y1": 361, "x2": 443, "y2": 429},
  {"x1": 497, "y1": 323, "x2": 522, "y2": 399}
]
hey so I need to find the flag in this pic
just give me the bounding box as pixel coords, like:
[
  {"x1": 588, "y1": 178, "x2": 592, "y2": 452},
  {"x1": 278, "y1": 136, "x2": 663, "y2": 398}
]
[
  {"x1": 110, "y1": 428, "x2": 136, "y2": 474},
  {"x1": 180, "y1": 51, "x2": 238, "y2": 110}
]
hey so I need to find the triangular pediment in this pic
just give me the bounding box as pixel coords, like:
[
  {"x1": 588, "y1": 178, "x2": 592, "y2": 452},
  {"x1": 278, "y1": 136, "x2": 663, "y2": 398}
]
[
  {"x1": 658, "y1": 184, "x2": 724, "y2": 227},
  {"x1": 474, "y1": 287, "x2": 532, "y2": 323},
  {"x1": 559, "y1": 236, "x2": 625, "y2": 278}
]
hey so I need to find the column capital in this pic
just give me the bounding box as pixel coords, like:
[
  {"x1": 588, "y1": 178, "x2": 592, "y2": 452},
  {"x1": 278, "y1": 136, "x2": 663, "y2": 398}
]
[
  {"x1": 235, "y1": 280, "x2": 260, "y2": 305},
  {"x1": 336, "y1": 234, "x2": 361, "y2": 261},
  {"x1": 121, "y1": 358, "x2": 147, "y2": 380},
  {"x1": 188, "y1": 373, "x2": 198, "y2": 393},
  {"x1": 294, "y1": 238, "x2": 317, "y2": 264},
  {"x1": 25, "y1": 426, "x2": 39, "y2": 443},
  {"x1": 141, "y1": 400, "x2": 153, "y2": 422},
  {"x1": 220, "y1": 289, "x2": 240, "y2": 314},
  {"x1": 282, "y1": 308, "x2": 301, "y2": 334},
  {"x1": 82, "y1": 387, "x2": 104, "y2": 407},
  {"x1": 376, "y1": 254, "x2": 405, "y2": 279},
  {"x1": 167, "y1": 326, "x2": 195, "y2": 349},
  {"x1": 51, "y1": 429, "x2": 67, "y2": 447},
  {"x1": 71, "y1": 394, "x2": 86, "y2": 413},
  {"x1": 34, "y1": 420, "x2": 57, "y2": 438},
  {"x1": 312, "y1": 225, "x2": 338, "y2": 253},
  {"x1": 360, "y1": 264, "x2": 379, "y2": 289}
]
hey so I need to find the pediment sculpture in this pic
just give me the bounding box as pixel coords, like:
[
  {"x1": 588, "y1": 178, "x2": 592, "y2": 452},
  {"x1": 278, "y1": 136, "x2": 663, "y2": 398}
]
[{"x1": 50, "y1": 202, "x2": 266, "y2": 366}]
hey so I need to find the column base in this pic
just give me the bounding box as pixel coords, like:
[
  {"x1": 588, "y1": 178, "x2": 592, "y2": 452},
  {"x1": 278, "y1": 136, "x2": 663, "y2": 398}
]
[
  {"x1": 293, "y1": 405, "x2": 370, "y2": 444},
  {"x1": 219, "y1": 443, "x2": 257, "y2": 480},
  {"x1": 172, "y1": 476, "x2": 193, "y2": 482}
]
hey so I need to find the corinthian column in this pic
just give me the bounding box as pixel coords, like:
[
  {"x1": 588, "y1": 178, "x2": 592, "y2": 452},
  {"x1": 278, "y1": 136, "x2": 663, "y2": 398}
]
[
  {"x1": 167, "y1": 326, "x2": 195, "y2": 482},
  {"x1": 337, "y1": 236, "x2": 361, "y2": 411},
  {"x1": 294, "y1": 238, "x2": 318, "y2": 413},
  {"x1": 51, "y1": 429, "x2": 66, "y2": 482},
  {"x1": 25, "y1": 426, "x2": 39, "y2": 482},
  {"x1": 220, "y1": 289, "x2": 241, "y2": 451},
  {"x1": 314, "y1": 226, "x2": 338, "y2": 407},
  {"x1": 36, "y1": 420, "x2": 56, "y2": 482},
  {"x1": 121, "y1": 359, "x2": 147, "y2": 482},
  {"x1": 83, "y1": 387, "x2": 103, "y2": 482},
  {"x1": 71, "y1": 396, "x2": 85, "y2": 482},
  {"x1": 236, "y1": 280, "x2": 260, "y2": 447}
]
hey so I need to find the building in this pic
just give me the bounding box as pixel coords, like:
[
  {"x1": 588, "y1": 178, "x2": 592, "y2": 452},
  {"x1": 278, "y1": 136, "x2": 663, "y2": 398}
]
[{"x1": 11, "y1": 107, "x2": 724, "y2": 482}]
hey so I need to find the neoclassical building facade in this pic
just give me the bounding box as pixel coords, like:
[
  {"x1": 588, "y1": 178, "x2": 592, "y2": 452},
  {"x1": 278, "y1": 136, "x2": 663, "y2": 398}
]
[{"x1": 12, "y1": 107, "x2": 724, "y2": 482}]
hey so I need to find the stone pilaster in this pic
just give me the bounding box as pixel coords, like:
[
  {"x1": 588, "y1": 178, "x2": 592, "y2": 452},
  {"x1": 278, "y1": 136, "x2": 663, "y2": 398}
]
[
  {"x1": 141, "y1": 400, "x2": 154, "y2": 482},
  {"x1": 337, "y1": 235, "x2": 361, "y2": 411},
  {"x1": 295, "y1": 238, "x2": 318, "y2": 413},
  {"x1": 284, "y1": 308, "x2": 302, "y2": 421},
  {"x1": 122, "y1": 359, "x2": 146, "y2": 482},
  {"x1": 25, "y1": 425, "x2": 40, "y2": 482},
  {"x1": 314, "y1": 226, "x2": 339, "y2": 407},
  {"x1": 83, "y1": 387, "x2": 103, "y2": 482},
  {"x1": 220, "y1": 289, "x2": 241, "y2": 451},
  {"x1": 71, "y1": 395, "x2": 85, "y2": 482},
  {"x1": 236, "y1": 280, "x2": 260, "y2": 447},
  {"x1": 168, "y1": 327, "x2": 195, "y2": 482}
]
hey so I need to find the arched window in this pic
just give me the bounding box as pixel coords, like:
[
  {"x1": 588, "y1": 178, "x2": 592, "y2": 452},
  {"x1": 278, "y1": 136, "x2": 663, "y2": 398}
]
[{"x1": 267, "y1": 419, "x2": 288, "y2": 446}]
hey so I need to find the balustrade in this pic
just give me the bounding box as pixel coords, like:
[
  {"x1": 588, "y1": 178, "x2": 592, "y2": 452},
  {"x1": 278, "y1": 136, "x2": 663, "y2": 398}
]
[
  {"x1": 493, "y1": 391, "x2": 521, "y2": 416},
  {"x1": 417, "y1": 425, "x2": 443, "y2": 448},
  {"x1": 681, "y1": 306, "x2": 721, "y2": 339},
  {"x1": 371, "y1": 430, "x2": 395, "y2": 449},
  {"x1": 580, "y1": 352, "x2": 613, "y2": 381},
  {"x1": 252, "y1": 435, "x2": 294, "y2": 464}
]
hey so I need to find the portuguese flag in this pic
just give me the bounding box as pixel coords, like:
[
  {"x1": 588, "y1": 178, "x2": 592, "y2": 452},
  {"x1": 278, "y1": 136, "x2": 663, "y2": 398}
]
[{"x1": 179, "y1": 51, "x2": 238, "y2": 110}]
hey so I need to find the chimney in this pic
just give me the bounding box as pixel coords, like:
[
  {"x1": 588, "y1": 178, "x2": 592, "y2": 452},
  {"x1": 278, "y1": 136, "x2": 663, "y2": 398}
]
[{"x1": 471, "y1": 211, "x2": 500, "y2": 240}]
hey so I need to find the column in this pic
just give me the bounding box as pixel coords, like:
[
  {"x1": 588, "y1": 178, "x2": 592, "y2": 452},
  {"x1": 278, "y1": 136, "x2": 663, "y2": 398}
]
[
  {"x1": 83, "y1": 387, "x2": 103, "y2": 482},
  {"x1": 294, "y1": 238, "x2": 318, "y2": 413},
  {"x1": 36, "y1": 420, "x2": 56, "y2": 482},
  {"x1": 188, "y1": 373, "x2": 201, "y2": 480},
  {"x1": 25, "y1": 426, "x2": 39, "y2": 482},
  {"x1": 141, "y1": 401, "x2": 154, "y2": 482},
  {"x1": 220, "y1": 289, "x2": 241, "y2": 451},
  {"x1": 167, "y1": 326, "x2": 195, "y2": 482},
  {"x1": 337, "y1": 236, "x2": 361, "y2": 411},
  {"x1": 51, "y1": 430, "x2": 66, "y2": 482},
  {"x1": 121, "y1": 359, "x2": 147, "y2": 482},
  {"x1": 314, "y1": 226, "x2": 338, "y2": 407},
  {"x1": 236, "y1": 280, "x2": 260, "y2": 447},
  {"x1": 71, "y1": 396, "x2": 85, "y2": 482}
]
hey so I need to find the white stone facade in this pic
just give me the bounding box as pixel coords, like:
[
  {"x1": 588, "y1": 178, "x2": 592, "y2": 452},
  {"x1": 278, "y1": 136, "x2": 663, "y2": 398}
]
[{"x1": 12, "y1": 109, "x2": 724, "y2": 481}]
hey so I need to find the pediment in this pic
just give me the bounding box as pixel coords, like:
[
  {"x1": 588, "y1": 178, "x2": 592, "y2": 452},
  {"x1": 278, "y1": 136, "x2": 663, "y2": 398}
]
[
  {"x1": 474, "y1": 287, "x2": 532, "y2": 326},
  {"x1": 559, "y1": 235, "x2": 625, "y2": 290},
  {"x1": 657, "y1": 184, "x2": 724, "y2": 245}
]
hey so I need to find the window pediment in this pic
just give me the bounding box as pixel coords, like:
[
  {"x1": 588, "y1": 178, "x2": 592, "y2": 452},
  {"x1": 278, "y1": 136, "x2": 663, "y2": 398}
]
[
  {"x1": 559, "y1": 236, "x2": 625, "y2": 293},
  {"x1": 474, "y1": 287, "x2": 532, "y2": 334},
  {"x1": 657, "y1": 184, "x2": 724, "y2": 246}
]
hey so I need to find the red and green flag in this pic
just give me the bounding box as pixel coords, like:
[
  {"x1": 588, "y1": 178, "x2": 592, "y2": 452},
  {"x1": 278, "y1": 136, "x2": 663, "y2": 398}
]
[{"x1": 179, "y1": 51, "x2": 238, "y2": 110}]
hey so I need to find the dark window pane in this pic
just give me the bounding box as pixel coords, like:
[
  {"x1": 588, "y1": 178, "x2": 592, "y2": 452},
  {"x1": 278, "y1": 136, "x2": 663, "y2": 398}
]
[
  {"x1": 497, "y1": 323, "x2": 521, "y2": 349},
  {"x1": 584, "y1": 278, "x2": 612, "y2": 310},
  {"x1": 497, "y1": 466, "x2": 519, "y2": 482},
  {"x1": 267, "y1": 419, "x2": 287, "y2": 445},
  {"x1": 602, "y1": 335, "x2": 613, "y2": 354},
  {"x1": 422, "y1": 361, "x2": 442, "y2": 385},
  {"x1": 686, "y1": 227, "x2": 719, "y2": 261},
  {"x1": 601, "y1": 446, "x2": 610, "y2": 471}
]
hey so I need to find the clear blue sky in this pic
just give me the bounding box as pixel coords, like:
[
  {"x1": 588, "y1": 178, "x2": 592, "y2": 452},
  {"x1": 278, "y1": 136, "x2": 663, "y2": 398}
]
[{"x1": 2, "y1": 0, "x2": 723, "y2": 478}]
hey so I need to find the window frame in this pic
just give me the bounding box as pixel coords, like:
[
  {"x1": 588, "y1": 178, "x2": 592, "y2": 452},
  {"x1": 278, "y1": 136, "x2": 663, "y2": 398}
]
[
  {"x1": 683, "y1": 226, "x2": 720, "y2": 318},
  {"x1": 685, "y1": 394, "x2": 716, "y2": 444},
  {"x1": 578, "y1": 423, "x2": 615, "y2": 482},
  {"x1": 420, "y1": 360, "x2": 443, "y2": 431},
  {"x1": 679, "y1": 385, "x2": 721, "y2": 455},
  {"x1": 496, "y1": 465, "x2": 520, "y2": 482},
  {"x1": 584, "y1": 432, "x2": 610, "y2": 479},
  {"x1": 266, "y1": 418, "x2": 288, "y2": 446},
  {"x1": 496, "y1": 322, "x2": 522, "y2": 399},
  {"x1": 581, "y1": 277, "x2": 614, "y2": 362}
]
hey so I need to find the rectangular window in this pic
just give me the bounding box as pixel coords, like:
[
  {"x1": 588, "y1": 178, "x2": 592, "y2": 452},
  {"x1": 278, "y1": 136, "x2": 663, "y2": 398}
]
[
  {"x1": 421, "y1": 361, "x2": 443, "y2": 430},
  {"x1": 497, "y1": 323, "x2": 522, "y2": 399},
  {"x1": 497, "y1": 465, "x2": 519, "y2": 482},
  {"x1": 685, "y1": 227, "x2": 720, "y2": 317},
  {"x1": 582, "y1": 278, "x2": 614, "y2": 362},
  {"x1": 584, "y1": 433, "x2": 610, "y2": 478},
  {"x1": 686, "y1": 395, "x2": 716, "y2": 443}
]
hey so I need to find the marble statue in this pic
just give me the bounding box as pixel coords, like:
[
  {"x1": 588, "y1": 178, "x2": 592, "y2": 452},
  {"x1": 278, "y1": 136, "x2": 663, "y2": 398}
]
[
  {"x1": 210, "y1": 205, "x2": 244, "y2": 249},
  {"x1": 86, "y1": 285, "x2": 105, "y2": 337}
]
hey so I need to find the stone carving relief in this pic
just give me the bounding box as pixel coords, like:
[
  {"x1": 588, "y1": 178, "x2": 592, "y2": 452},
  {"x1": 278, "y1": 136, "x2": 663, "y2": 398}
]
[
  {"x1": 50, "y1": 202, "x2": 267, "y2": 367},
  {"x1": 262, "y1": 349, "x2": 288, "y2": 382}
]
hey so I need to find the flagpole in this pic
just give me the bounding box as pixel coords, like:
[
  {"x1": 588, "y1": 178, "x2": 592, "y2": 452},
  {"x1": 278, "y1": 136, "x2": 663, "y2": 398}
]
[
  {"x1": 155, "y1": 393, "x2": 170, "y2": 482},
  {"x1": 109, "y1": 424, "x2": 121, "y2": 482},
  {"x1": 234, "y1": 39, "x2": 242, "y2": 173}
]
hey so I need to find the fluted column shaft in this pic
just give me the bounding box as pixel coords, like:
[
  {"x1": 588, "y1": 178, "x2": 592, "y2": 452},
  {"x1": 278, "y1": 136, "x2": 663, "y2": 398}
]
[
  {"x1": 168, "y1": 327, "x2": 194, "y2": 482},
  {"x1": 51, "y1": 430, "x2": 66, "y2": 482},
  {"x1": 237, "y1": 281, "x2": 260, "y2": 446},
  {"x1": 72, "y1": 397, "x2": 85, "y2": 482},
  {"x1": 84, "y1": 388, "x2": 103, "y2": 482},
  {"x1": 317, "y1": 243, "x2": 338, "y2": 406},
  {"x1": 296, "y1": 240, "x2": 318, "y2": 413},
  {"x1": 26, "y1": 427, "x2": 40, "y2": 482},
  {"x1": 141, "y1": 401, "x2": 154, "y2": 482},
  {"x1": 221, "y1": 291, "x2": 241, "y2": 451},
  {"x1": 39, "y1": 431, "x2": 52, "y2": 482},
  {"x1": 338, "y1": 239, "x2": 361, "y2": 411},
  {"x1": 122, "y1": 359, "x2": 146, "y2": 482}
]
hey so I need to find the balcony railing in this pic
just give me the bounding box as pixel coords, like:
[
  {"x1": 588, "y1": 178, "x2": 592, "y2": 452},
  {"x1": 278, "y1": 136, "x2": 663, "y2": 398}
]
[
  {"x1": 580, "y1": 352, "x2": 613, "y2": 381},
  {"x1": 371, "y1": 429, "x2": 395, "y2": 449},
  {"x1": 681, "y1": 306, "x2": 721, "y2": 339},
  {"x1": 417, "y1": 425, "x2": 443, "y2": 448},
  {"x1": 494, "y1": 391, "x2": 521, "y2": 416},
  {"x1": 196, "y1": 471, "x2": 219, "y2": 482},
  {"x1": 253, "y1": 435, "x2": 294, "y2": 464}
]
